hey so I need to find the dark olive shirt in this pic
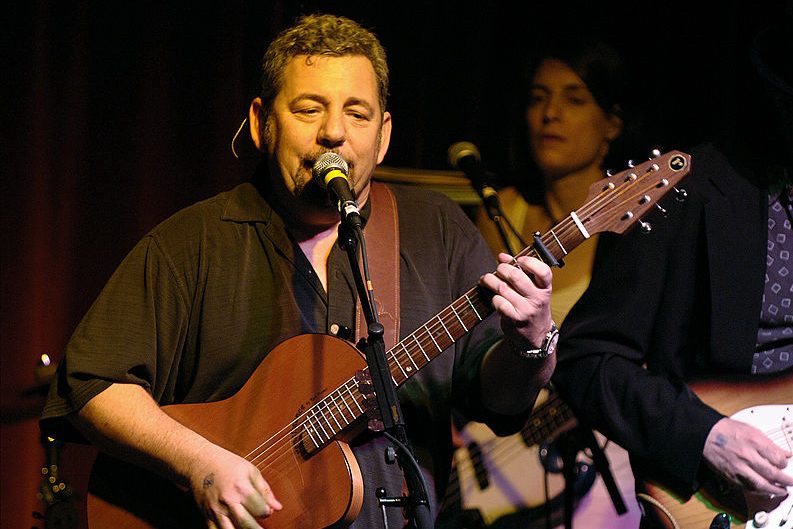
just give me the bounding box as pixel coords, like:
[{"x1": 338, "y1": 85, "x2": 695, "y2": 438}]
[{"x1": 42, "y1": 177, "x2": 518, "y2": 526}]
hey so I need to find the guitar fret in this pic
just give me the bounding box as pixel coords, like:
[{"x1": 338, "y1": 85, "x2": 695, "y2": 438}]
[
  {"x1": 451, "y1": 304, "x2": 468, "y2": 332},
  {"x1": 327, "y1": 392, "x2": 347, "y2": 427},
  {"x1": 340, "y1": 384, "x2": 356, "y2": 417},
  {"x1": 391, "y1": 347, "x2": 408, "y2": 380},
  {"x1": 345, "y1": 383, "x2": 364, "y2": 414},
  {"x1": 437, "y1": 314, "x2": 453, "y2": 341},
  {"x1": 424, "y1": 325, "x2": 443, "y2": 352},
  {"x1": 464, "y1": 292, "x2": 483, "y2": 321},
  {"x1": 304, "y1": 419, "x2": 321, "y2": 449},
  {"x1": 313, "y1": 405, "x2": 332, "y2": 440},
  {"x1": 413, "y1": 334, "x2": 430, "y2": 362},
  {"x1": 460, "y1": 299, "x2": 482, "y2": 329},
  {"x1": 402, "y1": 342, "x2": 419, "y2": 372},
  {"x1": 548, "y1": 228, "x2": 568, "y2": 256}
]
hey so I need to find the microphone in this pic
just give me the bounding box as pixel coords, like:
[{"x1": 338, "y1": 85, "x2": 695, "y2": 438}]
[
  {"x1": 312, "y1": 152, "x2": 362, "y2": 227},
  {"x1": 447, "y1": 141, "x2": 500, "y2": 212}
]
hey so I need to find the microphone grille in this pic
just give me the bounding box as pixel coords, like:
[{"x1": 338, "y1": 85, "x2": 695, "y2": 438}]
[
  {"x1": 447, "y1": 141, "x2": 481, "y2": 169},
  {"x1": 312, "y1": 152, "x2": 349, "y2": 187}
]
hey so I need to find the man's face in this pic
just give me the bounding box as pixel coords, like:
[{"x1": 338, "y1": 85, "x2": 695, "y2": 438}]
[{"x1": 251, "y1": 54, "x2": 391, "y2": 225}]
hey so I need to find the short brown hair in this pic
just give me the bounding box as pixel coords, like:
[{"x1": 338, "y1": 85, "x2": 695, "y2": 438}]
[{"x1": 259, "y1": 13, "x2": 389, "y2": 114}]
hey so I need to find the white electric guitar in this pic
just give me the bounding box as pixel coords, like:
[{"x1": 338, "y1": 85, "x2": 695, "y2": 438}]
[{"x1": 639, "y1": 372, "x2": 793, "y2": 529}]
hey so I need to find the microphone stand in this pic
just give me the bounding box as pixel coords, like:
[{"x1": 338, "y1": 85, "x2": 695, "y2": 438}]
[
  {"x1": 557, "y1": 425, "x2": 627, "y2": 529},
  {"x1": 475, "y1": 183, "x2": 527, "y2": 257},
  {"x1": 337, "y1": 219, "x2": 433, "y2": 529}
]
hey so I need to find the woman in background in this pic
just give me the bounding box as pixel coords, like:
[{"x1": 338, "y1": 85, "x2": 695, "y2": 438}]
[{"x1": 449, "y1": 35, "x2": 646, "y2": 529}]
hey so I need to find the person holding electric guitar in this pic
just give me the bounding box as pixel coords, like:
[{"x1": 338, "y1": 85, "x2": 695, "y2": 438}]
[
  {"x1": 551, "y1": 12, "x2": 793, "y2": 529},
  {"x1": 40, "y1": 13, "x2": 559, "y2": 529}
]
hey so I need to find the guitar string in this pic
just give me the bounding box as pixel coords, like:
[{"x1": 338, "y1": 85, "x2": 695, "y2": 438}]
[
  {"x1": 765, "y1": 425, "x2": 792, "y2": 447},
  {"x1": 242, "y1": 294, "x2": 487, "y2": 468},
  {"x1": 243, "y1": 292, "x2": 495, "y2": 470},
  {"x1": 241, "y1": 157, "x2": 683, "y2": 471}
]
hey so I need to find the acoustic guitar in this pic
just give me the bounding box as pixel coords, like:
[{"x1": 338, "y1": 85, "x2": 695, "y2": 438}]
[
  {"x1": 86, "y1": 151, "x2": 691, "y2": 529},
  {"x1": 638, "y1": 371, "x2": 793, "y2": 529}
]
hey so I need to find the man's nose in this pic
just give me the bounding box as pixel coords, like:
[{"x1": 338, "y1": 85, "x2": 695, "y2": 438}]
[{"x1": 318, "y1": 110, "x2": 346, "y2": 148}]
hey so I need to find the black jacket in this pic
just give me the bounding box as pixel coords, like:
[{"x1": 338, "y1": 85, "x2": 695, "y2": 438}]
[{"x1": 552, "y1": 142, "x2": 771, "y2": 494}]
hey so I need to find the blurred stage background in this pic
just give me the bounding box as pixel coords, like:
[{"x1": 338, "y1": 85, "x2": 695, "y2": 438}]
[{"x1": 4, "y1": 1, "x2": 785, "y2": 527}]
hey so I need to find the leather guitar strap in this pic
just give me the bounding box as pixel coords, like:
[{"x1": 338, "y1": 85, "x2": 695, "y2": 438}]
[{"x1": 354, "y1": 181, "x2": 400, "y2": 349}]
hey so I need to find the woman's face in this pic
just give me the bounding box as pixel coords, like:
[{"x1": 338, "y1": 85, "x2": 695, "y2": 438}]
[{"x1": 526, "y1": 58, "x2": 621, "y2": 180}]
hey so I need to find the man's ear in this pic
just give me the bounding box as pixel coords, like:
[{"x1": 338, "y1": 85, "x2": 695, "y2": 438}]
[
  {"x1": 249, "y1": 97, "x2": 265, "y2": 151},
  {"x1": 376, "y1": 111, "x2": 392, "y2": 164}
]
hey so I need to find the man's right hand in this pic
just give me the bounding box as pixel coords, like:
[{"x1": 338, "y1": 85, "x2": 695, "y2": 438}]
[
  {"x1": 703, "y1": 417, "x2": 793, "y2": 497},
  {"x1": 74, "y1": 383, "x2": 283, "y2": 529},
  {"x1": 188, "y1": 443, "x2": 282, "y2": 529}
]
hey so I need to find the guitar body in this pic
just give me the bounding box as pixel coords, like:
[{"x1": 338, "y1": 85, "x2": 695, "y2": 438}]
[
  {"x1": 640, "y1": 371, "x2": 793, "y2": 529},
  {"x1": 87, "y1": 334, "x2": 367, "y2": 529}
]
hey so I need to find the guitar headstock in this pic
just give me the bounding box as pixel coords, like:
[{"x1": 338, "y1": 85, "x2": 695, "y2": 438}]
[{"x1": 581, "y1": 150, "x2": 691, "y2": 236}]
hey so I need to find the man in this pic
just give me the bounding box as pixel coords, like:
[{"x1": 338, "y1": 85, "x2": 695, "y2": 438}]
[
  {"x1": 551, "y1": 14, "x2": 793, "y2": 528},
  {"x1": 41, "y1": 13, "x2": 556, "y2": 529}
]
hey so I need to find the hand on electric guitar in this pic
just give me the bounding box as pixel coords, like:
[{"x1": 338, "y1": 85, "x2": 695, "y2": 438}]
[
  {"x1": 187, "y1": 442, "x2": 282, "y2": 529},
  {"x1": 703, "y1": 416, "x2": 793, "y2": 498}
]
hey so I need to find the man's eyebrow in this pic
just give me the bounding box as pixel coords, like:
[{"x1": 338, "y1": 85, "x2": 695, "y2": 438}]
[
  {"x1": 345, "y1": 97, "x2": 375, "y2": 114},
  {"x1": 287, "y1": 94, "x2": 376, "y2": 114},
  {"x1": 288, "y1": 93, "x2": 329, "y2": 106}
]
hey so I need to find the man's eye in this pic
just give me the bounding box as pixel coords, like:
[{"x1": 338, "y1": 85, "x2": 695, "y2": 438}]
[{"x1": 348, "y1": 110, "x2": 370, "y2": 121}]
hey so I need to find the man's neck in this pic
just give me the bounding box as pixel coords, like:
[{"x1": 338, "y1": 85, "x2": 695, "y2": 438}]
[{"x1": 292, "y1": 222, "x2": 339, "y2": 292}]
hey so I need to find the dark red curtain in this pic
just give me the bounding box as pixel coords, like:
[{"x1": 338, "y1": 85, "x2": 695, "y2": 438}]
[{"x1": 4, "y1": 2, "x2": 783, "y2": 528}]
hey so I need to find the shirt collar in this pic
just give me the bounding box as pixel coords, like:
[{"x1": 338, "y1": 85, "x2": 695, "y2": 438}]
[{"x1": 219, "y1": 162, "x2": 372, "y2": 226}]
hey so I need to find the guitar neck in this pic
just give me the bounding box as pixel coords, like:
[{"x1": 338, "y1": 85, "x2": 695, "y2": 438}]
[
  {"x1": 520, "y1": 391, "x2": 577, "y2": 446},
  {"x1": 384, "y1": 224, "x2": 586, "y2": 386}
]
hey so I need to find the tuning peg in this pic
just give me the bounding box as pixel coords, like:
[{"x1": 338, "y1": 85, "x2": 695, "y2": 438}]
[
  {"x1": 627, "y1": 159, "x2": 636, "y2": 168},
  {"x1": 650, "y1": 148, "x2": 662, "y2": 158},
  {"x1": 655, "y1": 204, "x2": 668, "y2": 217},
  {"x1": 639, "y1": 220, "x2": 652, "y2": 234},
  {"x1": 673, "y1": 187, "x2": 688, "y2": 202},
  {"x1": 606, "y1": 169, "x2": 614, "y2": 177}
]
